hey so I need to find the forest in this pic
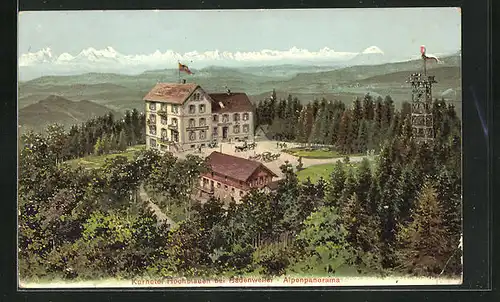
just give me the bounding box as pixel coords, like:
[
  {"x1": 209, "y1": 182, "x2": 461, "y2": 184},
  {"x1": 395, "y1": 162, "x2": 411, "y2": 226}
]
[{"x1": 18, "y1": 91, "x2": 462, "y2": 281}]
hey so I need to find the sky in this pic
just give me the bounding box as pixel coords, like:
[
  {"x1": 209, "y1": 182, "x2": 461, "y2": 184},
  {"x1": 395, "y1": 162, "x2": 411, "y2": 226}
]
[{"x1": 18, "y1": 8, "x2": 461, "y2": 79}]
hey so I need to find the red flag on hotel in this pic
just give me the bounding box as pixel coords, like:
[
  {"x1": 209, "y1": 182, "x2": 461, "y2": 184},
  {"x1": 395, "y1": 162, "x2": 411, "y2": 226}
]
[
  {"x1": 178, "y1": 62, "x2": 194, "y2": 75},
  {"x1": 420, "y1": 45, "x2": 440, "y2": 63}
]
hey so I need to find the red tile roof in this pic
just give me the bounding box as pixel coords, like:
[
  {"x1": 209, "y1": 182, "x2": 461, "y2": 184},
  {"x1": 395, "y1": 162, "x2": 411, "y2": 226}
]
[
  {"x1": 209, "y1": 93, "x2": 254, "y2": 113},
  {"x1": 143, "y1": 83, "x2": 199, "y2": 104},
  {"x1": 205, "y1": 151, "x2": 277, "y2": 182}
]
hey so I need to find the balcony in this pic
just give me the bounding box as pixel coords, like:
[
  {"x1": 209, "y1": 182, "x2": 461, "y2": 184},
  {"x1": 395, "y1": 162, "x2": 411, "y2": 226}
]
[
  {"x1": 186, "y1": 125, "x2": 209, "y2": 130},
  {"x1": 157, "y1": 110, "x2": 168, "y2": 117},
  {"x1": 167, "y1": 124, "x2": 178, "y2": 130},
  {"x1": 199, "y1": 186, "x2": 214, "y2": 194}
]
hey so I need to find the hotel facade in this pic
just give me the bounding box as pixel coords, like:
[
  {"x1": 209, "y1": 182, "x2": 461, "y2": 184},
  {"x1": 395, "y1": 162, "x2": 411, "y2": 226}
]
[{"x1": 143, "y1": 83, "x2": 255, "y2": 152}]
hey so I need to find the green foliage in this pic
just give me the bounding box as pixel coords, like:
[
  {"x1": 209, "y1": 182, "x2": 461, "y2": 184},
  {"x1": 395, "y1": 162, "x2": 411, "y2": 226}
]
[
  {"x1": 19, "y1": 92, "x2": 463, "y2": 281},
  {"x1": 252, "y1": 243, "x2": 291, "y2": 276},
  {"x1": 396, "y1": 183, "x2": 459, "y2": 276},
  {"x1": 295, "y1": 206, "x2": 353, "y2": 274}
]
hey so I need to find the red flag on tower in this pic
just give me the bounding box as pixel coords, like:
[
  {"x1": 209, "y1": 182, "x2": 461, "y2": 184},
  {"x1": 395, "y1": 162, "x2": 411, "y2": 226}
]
[{"x1": 420, "y1": 45, "x2": 440, "y2": 63}]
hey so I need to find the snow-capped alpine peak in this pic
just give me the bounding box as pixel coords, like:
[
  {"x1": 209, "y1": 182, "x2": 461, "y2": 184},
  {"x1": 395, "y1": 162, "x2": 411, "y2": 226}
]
[
  {"x1": 18, "y1": 47, "x2": 53, "y2": 66},
  {"x1": 362, "y1": 46, "x2": 384, "y2": 55}
]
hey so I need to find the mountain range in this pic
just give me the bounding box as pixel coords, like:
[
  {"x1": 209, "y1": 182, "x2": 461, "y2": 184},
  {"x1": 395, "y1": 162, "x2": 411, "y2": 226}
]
[
  {"x1": 19, "y1": 95, "x2": 117, "y2": 132},
  {"x1": 18, "y1": 53, "x2": 461, "y2": 130},
  {"x1": 19, "y1": 45, "x2": 458, "y2": 81}
]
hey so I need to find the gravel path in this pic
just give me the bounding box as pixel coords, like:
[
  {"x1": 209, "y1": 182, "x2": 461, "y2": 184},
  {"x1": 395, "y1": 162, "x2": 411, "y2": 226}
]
[
  {"x1": 178, "y1": 139, "x2": 369, "y2": 179},
  {"x1": 139, "y1": 184, "x2": 178, "y2": 229}
]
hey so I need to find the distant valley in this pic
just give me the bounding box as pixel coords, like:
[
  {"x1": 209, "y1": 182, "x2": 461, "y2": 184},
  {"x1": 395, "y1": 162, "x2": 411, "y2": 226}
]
[{"x1": 18, "y1": 55, "x2": 461, "y2": 129}]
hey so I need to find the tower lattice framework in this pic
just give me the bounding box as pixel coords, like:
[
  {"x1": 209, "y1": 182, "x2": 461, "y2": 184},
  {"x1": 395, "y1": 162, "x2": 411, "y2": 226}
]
[{"x1": 408, "y1": 59, "x2": 437, "y2": 144}]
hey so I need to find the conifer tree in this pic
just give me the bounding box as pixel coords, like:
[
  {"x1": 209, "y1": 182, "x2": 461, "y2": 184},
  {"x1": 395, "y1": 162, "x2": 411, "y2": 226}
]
[
  {"x1": 342, "y1": 193, "x2": 382, "y2": 271},
  {"x1": 118, "y1": 130, "x2": 128, "y2": 151},
  {"x1": 383, "y1": 95, "x2": 395, "y2": 129},
  {"x1": 401, "y1": 101, "x2": 412, "y2": 119},
  {"x1": 362, "y1": 94, "x2": 375, "y2": 120},
  {"x1": 355, "y1": 158, "x2": 372, "y2": 203},
  {"x1": 396, "y1": 183, "x2": 456, "y2": 276},
  {"x1": 94, "y1": 137, "x2": 104, "y2": 155},
  {"x1": 401, "y1": 115, "x2": 413, "y2": 143},
  {"x1": 324, "y1": 160, "x2": 346, "y2": 207},
  {"x1": 340, "y1": 167, "x2": 356, "y2": 207},
  {"x1": 356, "y1": 120, "x2": 369, "y2": 154},
  {"x1": 295, "y1": 107, "x2": 308, "y2": 144},
  {"x1": 309, "y1": 107, "x2": 326, "y2": 145},
  {"x1": 336, "y1": 109, "x2": 350, "y2": 153}
]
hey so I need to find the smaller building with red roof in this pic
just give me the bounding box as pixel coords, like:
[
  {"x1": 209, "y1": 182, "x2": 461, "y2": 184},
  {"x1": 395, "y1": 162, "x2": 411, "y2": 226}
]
[{"x1": 199, "y1": 151, "x2": 278, "y2": 203}]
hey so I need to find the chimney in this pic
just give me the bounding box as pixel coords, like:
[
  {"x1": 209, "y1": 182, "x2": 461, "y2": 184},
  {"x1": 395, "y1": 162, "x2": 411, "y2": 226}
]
[{"x1": 182, "y1": 79, "x2": 186, "y2": 84}]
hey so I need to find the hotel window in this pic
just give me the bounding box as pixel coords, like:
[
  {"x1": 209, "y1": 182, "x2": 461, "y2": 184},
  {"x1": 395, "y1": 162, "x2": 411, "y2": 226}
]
[
  {"x1": 189, "y1": 105, "x2": 196, "y2": 114},
  {"x1": 243, "y1": 113, "x2": 249, "y2": 121},
  {"x1": 233, "y1": 113, "x2": 240, "y2": 122},
  {"x1": 171, "y1": 105, "x2": 179, "y2": 113},
  {"x1": 161, "y1": 128, "x2": 167, "y2": 138},
  {"x1": 233, "y1": 125, "x2": 240, "y2": 134},
  {"x1": 213, "y1": 127, "x2": 218, "y2": 136},
  {"x1": 150, "y1": 138, "x2": 157, "y2": 148},
  {"x1": 161, "y1": 116, "x2": 167, "y2": 125},
  {"x1": 149, "y1": 102, "x2": 156, "y2": 111},
  {"x1": 217, "y1": 182, "x2": 221, "y2": 188},
  {"x1": 224, "y1": 185, "x2": 228, "y2": 191},
  {"x1": 172, "y1": 118, "x2": 178, "y2": 126},
  {"x1": 193, "y1": 93, "x2": 200, "y2": 101},
  {"x1": 189, "y1": 119, "x2": 196, "y2": 128},
  {"x1": 161, "y1": 103, "x2": 167, "y2": 111},
  {"x1": 189, "y1": 131, "x2": 196, "y2": 141},
  {"x1": 213, "y1": 114, "x2": 219, "y2": 122},
  {"x1": 199, "y1": 104, "x2": 206, "y2": 113},
  {"x1": 243, "y1": 124, "x2": 249, "y2": 133},
  {"x1": 149, "y1": 114, "x2": 156, "y2": 123},
  {"x1": 149, "y1": 125, "x2": 157, "y2": 135},
  {"x1": 200, "y1": 130, "x2": 206, "y2": 140},
  {"x1": 199, "y1": 118, "x2": 206, "y2": 126},
  {"x1": 222, "y1": 114, "x2": 229, "y2": 122}
]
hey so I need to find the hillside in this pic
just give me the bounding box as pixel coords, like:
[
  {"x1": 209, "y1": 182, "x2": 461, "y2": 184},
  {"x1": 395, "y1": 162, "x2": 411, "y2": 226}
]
[
  {"x1": 18, "y1": 54, "x2": 461, "y2": 114},
  {"x1": 19, "y1": 95, "x2": 117, "y2": 131}
]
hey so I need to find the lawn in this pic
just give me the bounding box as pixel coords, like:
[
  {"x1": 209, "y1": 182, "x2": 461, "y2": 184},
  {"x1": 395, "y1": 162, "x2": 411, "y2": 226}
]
[
  {"x1": 284, "y1": 147, "x2": 359, "y2": 159},
  {"x1": 65, "y1": 145, "x2": 146, "y2": 169},
  {"x1": 297, "y1": 162, "x2": 361, "y2": 183}
]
